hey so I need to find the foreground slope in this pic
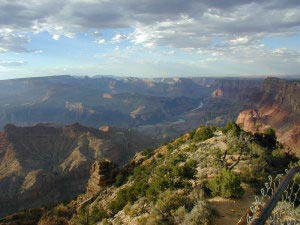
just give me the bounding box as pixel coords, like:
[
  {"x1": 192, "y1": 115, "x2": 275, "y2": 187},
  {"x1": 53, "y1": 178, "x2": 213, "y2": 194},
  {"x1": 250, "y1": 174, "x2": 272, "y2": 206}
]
[
  {"x1": 5, "y1": 123, "x2": 297, "y2": 224},
  {"x1": 0, "y1": 123, "x2": 155, "y2": 217}
]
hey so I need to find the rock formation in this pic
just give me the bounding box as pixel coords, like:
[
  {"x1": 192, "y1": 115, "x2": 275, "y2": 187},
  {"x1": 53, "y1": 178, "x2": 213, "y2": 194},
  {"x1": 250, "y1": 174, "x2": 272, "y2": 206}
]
[
  {"x1": 86, "y1": 159, "x2": 116, "y2": 195},
  {"x1": 237, "y1": 77, "x2": 300, "y2": 154}
]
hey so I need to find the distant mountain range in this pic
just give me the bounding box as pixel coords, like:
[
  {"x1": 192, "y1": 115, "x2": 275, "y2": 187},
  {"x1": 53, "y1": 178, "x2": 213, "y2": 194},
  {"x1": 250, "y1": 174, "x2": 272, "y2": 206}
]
[
  {"x1": 0, "y1": 75, "x2": 298, "y2": 150},
  {"x1": 0, "y1": 75, "x2": 262, "y2": 140}
]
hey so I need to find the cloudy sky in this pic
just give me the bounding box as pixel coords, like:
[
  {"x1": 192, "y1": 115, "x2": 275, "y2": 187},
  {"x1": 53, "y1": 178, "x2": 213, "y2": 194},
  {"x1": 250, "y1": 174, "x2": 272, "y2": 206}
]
[{"x1": 0, "y1": 0, "x2": 300, "y2": 79}]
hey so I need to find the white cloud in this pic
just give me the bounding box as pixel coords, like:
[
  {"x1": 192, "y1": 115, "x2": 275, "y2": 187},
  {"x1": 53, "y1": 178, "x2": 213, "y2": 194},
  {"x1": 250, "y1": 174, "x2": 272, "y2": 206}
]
[
  {"x1": 111, "y1": 34, "x2": 128, "y2": 43},
  {"x1": 0, "y1": 29, "x2": 30, "y2": 53},
  {"x1": 52, "y1": 34, "x2": 60, "y2": 40},
  {"x1": 0, "y1": 60, "x2": 27, "y2": 67},
  {"x1": 97, "y1": 39, "x2": 106, "y2": 44},
  {"x1": 0, "y1": 0, "x2": 299, "y2": 76},
  {"x1": 0, "y1": 0, "x2": 299, "y2": 54},
  {"x1": 228, "y1": 36, "x2": 252, "y2": 46}
]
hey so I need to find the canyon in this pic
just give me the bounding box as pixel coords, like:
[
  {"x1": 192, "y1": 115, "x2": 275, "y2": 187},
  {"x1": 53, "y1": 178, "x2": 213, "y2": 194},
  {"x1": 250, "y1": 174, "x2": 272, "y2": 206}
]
[
  {"x1": 0, "y1": 123, "x2": 154, "y2": 217},
  {"x1": 0, "y1": 75, "x2": 299, "y2": 220}
]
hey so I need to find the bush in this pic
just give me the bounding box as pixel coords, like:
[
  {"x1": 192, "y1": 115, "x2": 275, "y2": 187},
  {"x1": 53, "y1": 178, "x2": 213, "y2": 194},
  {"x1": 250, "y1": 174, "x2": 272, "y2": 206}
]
[
  {"x1": 142, "y1": 148, "x2": 154, "y2": 159},
  {"x1": 138, "y1": 208, "x2": 164, "y2": 225},
  {"x1": 156, "y1": 189, "x2": 190, "y2": 216},
  {"x1": 89, "y1": 208, "x2": 108, "y2": 225},
  {"x1": 223, "y1": 122, "x2": 241, "y2": 136},
  {"x1": 110, "y1": 179, "x2": 148, "y2": 214},
  {"x1": 176, "y1": 159, "x2": 197, "y2": 179},
  {"x1": 253, "y1": 128, "x2": 277, "y2": 150},
  {"x1": 182, "y1": 201, "x2": 212, "y2": 225},
  {"x1": 193, "y1": 126, "x2": 214, "y2": 142},
  {"x1": 146, "y1": 170, "x2": 173, "y2": 200},
  {"x1": 114, "y1": 173, "x2": 128, "y2": 187},
  {"x1": 53, "y1": 204, "x2": 73, "y2": 218},
  {"x1": 189, "y1": 129, "x2": 196, "y2": 139},
  {"x1": 207, "y1": 169, "x2": 244, "y2": 198}
]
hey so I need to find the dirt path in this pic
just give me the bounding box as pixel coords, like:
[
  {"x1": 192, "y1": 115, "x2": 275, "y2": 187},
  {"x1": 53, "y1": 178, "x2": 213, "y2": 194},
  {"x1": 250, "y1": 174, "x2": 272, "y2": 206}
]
[{"x1": 208, "y1": 184, "x2": 255, "y2": 225}]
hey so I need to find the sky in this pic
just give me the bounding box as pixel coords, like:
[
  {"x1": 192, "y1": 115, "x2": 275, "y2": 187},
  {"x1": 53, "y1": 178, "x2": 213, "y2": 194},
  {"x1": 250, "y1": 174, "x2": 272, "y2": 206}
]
[{"x1": 0, "y1": 0, "x2": 300, "y2": 79}]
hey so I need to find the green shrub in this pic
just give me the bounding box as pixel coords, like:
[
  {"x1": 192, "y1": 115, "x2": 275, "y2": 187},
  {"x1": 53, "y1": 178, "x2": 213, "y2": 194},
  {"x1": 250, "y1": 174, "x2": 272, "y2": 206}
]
[
  {"x1": 193, "y1": 126, "x2": 214, "y2": 142},
  {"x1": 110, "y1": 179, "x2": 149, "y2": 214},
  {"x1": 114, "y1": 173, "x2": 128, "y2": 187},
  {"x1": 176, "y1": 159, "x2": 197, "y2": 179},
  {"x1": 109, "y1": 189, "x2": 130, "y2": 214},
  {"x1": 253, "y1": 128, "x2": 277, "y2": 150},
  {"x1": 189, "y1": 129, "x2": 196, "y2": 139},
  {"x1": 89, "y1": 208, "x2": 108, "y2": 225},
  {"x1": 138, "y1": 208, "x2": 164, "y2": 225},
  {"x1": 53, "y1": 204, "x2": 73, "y2": 218},
  {"x1": 156, "y1": 189, "x2": 190, "y2": 216},
  {"x1": 182, "y1": 201, "x2": 212, "y2": 225},
  {"x1": 142, "y1": 148, "x2": 154, "y2": 159},
  {"x1": 207, "y1": 169, "x2": 244, "y2": 198},
  {"x1": 223, "y1": 121, "x2": 241, "y2": 136},
  {"x1": 146, "y1": 170, "x2": 173, "y2": 200}
]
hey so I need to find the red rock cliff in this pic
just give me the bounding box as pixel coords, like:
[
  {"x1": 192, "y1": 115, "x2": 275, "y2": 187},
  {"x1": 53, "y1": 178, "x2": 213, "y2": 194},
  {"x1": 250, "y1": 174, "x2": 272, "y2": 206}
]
[{"x1": 237, "y1": 77, "x2": 300, "y2": 154}]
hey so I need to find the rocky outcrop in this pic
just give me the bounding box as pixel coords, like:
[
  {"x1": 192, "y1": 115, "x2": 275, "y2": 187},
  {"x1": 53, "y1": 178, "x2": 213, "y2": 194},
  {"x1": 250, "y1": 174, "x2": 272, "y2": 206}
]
[
  {"x1": 0, "y1": 123, "x2": 155, "y2": 218},
  {"x1": 212, "y1": 88, "x2": 223, "y2": 97},
  {"x1": 236, "y1": 109, "x2": 267, "y2": 133},
  {"x1": 86, "y1": 159, "x2": 116, "y2": 195},
  {"x1": 237, "y1": 78, "x2": 300, "y2": 154}
]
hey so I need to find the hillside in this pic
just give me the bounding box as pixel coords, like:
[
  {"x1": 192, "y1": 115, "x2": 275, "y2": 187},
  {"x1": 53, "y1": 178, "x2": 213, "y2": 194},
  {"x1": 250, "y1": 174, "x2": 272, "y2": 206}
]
[
  {"x1": 237, "y1": 77, "x2": 300, "y2": 155},
  {"x1": 2, "y1": 123, "x2": 297, "y2": 224},
  {"x1": 0, "y1": 123, "x2": 155, "y2": 217}
]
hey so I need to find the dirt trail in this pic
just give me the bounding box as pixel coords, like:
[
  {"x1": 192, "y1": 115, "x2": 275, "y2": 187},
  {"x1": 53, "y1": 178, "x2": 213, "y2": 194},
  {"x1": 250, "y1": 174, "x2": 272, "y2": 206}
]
[{"x1": 208, "y1": 184, "x2": 255, "y2": 225}]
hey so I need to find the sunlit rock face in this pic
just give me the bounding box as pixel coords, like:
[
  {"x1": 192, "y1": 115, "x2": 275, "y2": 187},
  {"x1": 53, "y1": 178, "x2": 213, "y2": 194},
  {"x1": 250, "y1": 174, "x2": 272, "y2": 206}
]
[{"x1": 237, "y1": 78, "x2": 300, "y2": 155}]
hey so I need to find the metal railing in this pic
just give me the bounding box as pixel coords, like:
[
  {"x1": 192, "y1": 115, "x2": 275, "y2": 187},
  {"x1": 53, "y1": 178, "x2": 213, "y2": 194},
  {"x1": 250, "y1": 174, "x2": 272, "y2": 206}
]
[{"x1": 247, "y1": 166, "x2": 300, "y2": 225}]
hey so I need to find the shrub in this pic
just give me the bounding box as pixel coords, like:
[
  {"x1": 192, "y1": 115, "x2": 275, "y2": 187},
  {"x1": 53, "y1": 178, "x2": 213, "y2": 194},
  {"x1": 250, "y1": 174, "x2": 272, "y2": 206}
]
[
  {"x1": 138, "y1": 208, "x2": 164, "y2": 225},
  {"x1": 223, "y1": 121, "x2": 241, "y2": 136},
  {"x1": 156, "y1": 189, "x2": 190, "y2": 217},
  {"x1": 176, "y1": 159, "x2": 197, "y2": 179},
  {"x1": 189, "y1": 129, "x2": 196, "y2": 139},
  {"x1": 110, "y1": 179, "x2": 149, "y2": 214},
  {"x1": 207, "y1": 169, "x2": 244, "y2": 198},
  {"x1": 114, "y1": 173, "x2": 128, "y2": 187},
  {"x1": 109, "y1": 189, "x2": 130, "y2": 214},
  {"x1": 193, "y1": 126, "x2": 214, "y2": 142},
  {"x1": 142, "y1": 148, "x2": 154, "y2": 159},
  {"x1": 89, "y1": 208, "x2": 108, "y2": 225},
  {"x1": 253, "y1": 128, "x2": 277, "y2": 150},
  {"x1": 146, "y1": 171, "x2": 173, "y2": 200},
  {"x1": 182, "y1": 201, "x2": 212, "y2": 225},
  {"x1": 269, "y1": 148, "x2": 291, "y2": 168},
  {"x1": 53, "y1": 204, "x2": 73, "y2": 218}
]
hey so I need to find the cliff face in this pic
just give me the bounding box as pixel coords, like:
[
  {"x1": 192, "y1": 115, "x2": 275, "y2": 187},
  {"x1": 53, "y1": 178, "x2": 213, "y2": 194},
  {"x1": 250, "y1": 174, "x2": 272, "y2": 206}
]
[
  {"x1": 237, "y1": 77, "x2": 300, "y2": 154},
  {"x1": 0, "y1": 123, "x2": 154, "y2": 217},
  {"x1": 211, "y1": 78, "x2": 262, "y2": 101},
  {"x1": 260, "y1": 77, "x2": 300, "y2": 113},
  {"x1": 86, "y1": 159, "x2": 116, "y2": 195}
]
